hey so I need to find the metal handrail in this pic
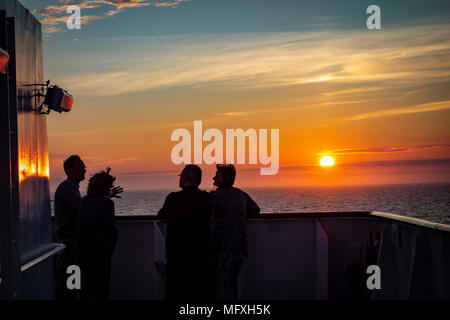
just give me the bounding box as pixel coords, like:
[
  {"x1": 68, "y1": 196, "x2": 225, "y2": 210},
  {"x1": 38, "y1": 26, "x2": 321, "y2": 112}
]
[
  {"x1": 21, "y1": 243, "x2": 65, "y2": 272},
  {"x1": 371, "y1": 211, "x2": 450, "y2": 233},
  {"x1": 112, "y1": 211, "x2": 450, "y2": 232}
]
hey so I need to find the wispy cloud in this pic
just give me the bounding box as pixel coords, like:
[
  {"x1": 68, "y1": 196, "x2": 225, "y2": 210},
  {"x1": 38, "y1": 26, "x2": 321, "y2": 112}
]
[
  {"x1": 342, "y1": 100, "x2": 450, "y2": 121},
  {"x1": 317, "y1": 99, "x2": 371, "y2": 106},
  {"x1": 35, "y1": 0, "x2": 188, "y2": 33},
  {"x1": 221, "y1": 112, "x2": 249, "y2": 117},
  {"x1": 328, "y1": 144, "x2": 450, "y2": 155},
  {"x1": 50, "y1": 153, "x2": 139, "y2": 164},
  {"x1": 280, "y1": 158, "x2": 450, "y2": 170},
  {"x1": 322, "y1": 87, "x2": 384, "y2": 96},
  {"x1": 58, "y1": 22, "x2": 450, "y2": 104},
  {"x1": 115, "y1": 169, "x2": 177, "y2": 176},
  {"x1": 340, "y1": 158, "x2": 450, "y2": 167}
]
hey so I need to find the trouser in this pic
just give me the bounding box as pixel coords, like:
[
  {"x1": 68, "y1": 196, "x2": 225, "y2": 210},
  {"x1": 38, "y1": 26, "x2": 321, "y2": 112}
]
[
  {"x1": 79, "y1": 253, "x2": 112, "y2": 301},
  {"x1": 55, "y1": 239, "x2": 78, "y2": 301},
  {"x1": 213, "y1": 251, "x2": 245, "y2": 301}
]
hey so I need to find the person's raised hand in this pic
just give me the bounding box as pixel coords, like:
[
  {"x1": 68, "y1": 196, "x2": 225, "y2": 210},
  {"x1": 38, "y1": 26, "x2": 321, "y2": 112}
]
[{"x1": 109, "y1": 185, "x2": 124, "y2": 198}]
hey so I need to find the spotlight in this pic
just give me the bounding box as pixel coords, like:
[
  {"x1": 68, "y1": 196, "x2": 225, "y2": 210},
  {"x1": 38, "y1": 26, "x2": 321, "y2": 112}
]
[
  {"x1": 29, "y1": 80, "x2": 74, "y2": 114},
  {"x1": 43, "y1": 85, "x2": 74, "y2": 113},
  {"x1": 0, "y1": 47, "x2": 9, "y2": 75}
]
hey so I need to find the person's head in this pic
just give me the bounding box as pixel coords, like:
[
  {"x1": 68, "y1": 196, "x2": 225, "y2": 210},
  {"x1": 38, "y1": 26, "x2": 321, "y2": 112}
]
[
  {"x1": 87, "y1": 167, "x2": 116, "y2": 198},
  {"x1": 213, "y1": 164, "x2": 236, "y2": 188},
  {"x1": 179, "y1": 164, "x2": 202, "y2": 189},
  {"x1": 63, "y1": 155, "x2": 86, "y2": 183}
]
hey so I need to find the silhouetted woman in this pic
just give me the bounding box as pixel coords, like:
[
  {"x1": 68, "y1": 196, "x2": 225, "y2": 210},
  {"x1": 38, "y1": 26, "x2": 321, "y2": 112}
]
[
  {"x1": 77, "y1": 167, "x2": 120, "y2": 300},
  {"x1": 210, "y1": 164, "x2": 260, "y2": 300}
]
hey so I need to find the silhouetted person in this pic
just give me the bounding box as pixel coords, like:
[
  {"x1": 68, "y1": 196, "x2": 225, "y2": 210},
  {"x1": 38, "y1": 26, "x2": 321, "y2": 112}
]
[
  {"x1": 77, "y1": 168, "x2": 120, "y2": 300},
  {"x1": 54, "y1": 155, "x2": 86, "y2": 300},
  {"x1": 157, "y1": 165, "x2": 213, "y2": 301},
  {"x1": 210, "y1": 164, "x2": 260, "y2": 300},
  {"x1": 54, "y1": 155, "x2": 122, "y2": 300}
]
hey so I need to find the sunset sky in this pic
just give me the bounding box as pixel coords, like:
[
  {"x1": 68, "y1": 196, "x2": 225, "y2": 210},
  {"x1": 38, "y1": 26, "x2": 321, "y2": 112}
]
[{"x1": 20, "y1": 0, "x2": 450, "y2": 191}]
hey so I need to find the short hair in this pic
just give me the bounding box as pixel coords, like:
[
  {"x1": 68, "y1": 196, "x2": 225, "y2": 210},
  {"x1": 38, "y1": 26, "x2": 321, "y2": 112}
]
[
  {"x1": 216, "y1": 164, "x2": 236, "y2": 187},
  {"x1": 182, "y1": 164, "x2": 202, "y2": 186},
  {"x1": 63, "y1": 155, "x2": 82, "y2": 175},
  {"x1": 87, "y1": 167, "x2": 116, "y2": 198}
]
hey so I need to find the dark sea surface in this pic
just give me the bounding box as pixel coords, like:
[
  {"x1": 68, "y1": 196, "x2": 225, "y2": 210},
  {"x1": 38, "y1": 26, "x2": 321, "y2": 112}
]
[{"x1": 110, "y1": 183, "x2": 450, "y2": 225}]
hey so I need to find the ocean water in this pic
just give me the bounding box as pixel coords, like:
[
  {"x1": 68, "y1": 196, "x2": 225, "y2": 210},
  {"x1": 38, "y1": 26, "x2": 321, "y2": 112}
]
[{"x1": 110, "y1": 183, "x2": 450, "y2": 225}]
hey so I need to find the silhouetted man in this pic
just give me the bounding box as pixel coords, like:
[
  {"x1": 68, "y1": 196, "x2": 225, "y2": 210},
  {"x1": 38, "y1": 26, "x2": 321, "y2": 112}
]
[
  {"x1": 54, "y1": 155, "x2": 86, "y2": 300},
  {"x1": 210, "y1": 164, "x2": 260, "y2": 300},
  {"x1": 157, "y1": 165, "x2": 213, "y2": 300}
]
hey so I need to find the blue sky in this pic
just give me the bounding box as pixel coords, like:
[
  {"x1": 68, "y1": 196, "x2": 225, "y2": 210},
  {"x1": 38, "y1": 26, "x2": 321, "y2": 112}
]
[{"x1": 22, "y1": 1, "x2": 450, "y2": 36}]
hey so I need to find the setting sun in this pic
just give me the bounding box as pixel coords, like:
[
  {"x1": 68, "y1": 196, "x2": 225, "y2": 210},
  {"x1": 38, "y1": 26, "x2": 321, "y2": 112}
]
[{"x1": 320, "y1": 156, "x2": 335, "y2": 167}]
